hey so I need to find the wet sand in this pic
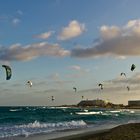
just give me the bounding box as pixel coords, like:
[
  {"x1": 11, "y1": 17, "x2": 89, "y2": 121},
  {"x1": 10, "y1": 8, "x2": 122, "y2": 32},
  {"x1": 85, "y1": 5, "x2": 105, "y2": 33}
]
[{"x1": 51, "y1": 123, "x2": 140, "y2": 140}]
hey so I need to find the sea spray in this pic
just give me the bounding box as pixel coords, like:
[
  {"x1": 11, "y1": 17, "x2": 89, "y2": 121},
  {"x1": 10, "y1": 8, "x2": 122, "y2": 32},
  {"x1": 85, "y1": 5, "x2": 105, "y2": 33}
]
[{"x1": 0, "y1": 120, "x2": 87, "y2": 138}]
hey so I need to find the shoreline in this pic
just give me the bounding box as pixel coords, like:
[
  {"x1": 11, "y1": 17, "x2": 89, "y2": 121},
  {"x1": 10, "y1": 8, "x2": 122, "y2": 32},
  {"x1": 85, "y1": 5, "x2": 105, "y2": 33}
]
[
  {"x1": 51, "y1": 123, "x2": 140, "y2": 140},
  {"x1": 0, "y1": 105, "x2": 140, "y2": 110},
  {"x1": 1, "y1": 123, "x2": 139, "y2": 140}
]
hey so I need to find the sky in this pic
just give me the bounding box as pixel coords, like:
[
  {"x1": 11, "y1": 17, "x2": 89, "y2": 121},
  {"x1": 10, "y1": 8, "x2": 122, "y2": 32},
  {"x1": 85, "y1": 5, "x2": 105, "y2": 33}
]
[{"x1": 0, "y1": 0, "x2": 140, "y2": 106}]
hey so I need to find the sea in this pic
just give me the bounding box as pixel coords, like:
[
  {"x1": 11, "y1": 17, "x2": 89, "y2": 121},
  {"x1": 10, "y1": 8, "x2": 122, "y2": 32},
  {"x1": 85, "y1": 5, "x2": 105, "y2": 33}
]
[{"x1": 0, "y1": 106, "x2": 139, "y2": 139}]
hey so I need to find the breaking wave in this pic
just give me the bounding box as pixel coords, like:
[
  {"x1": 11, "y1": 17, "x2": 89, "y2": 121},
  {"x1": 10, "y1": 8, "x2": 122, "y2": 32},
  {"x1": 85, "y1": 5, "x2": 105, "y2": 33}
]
[{"x1": 0, "y1": 120, "x2": 87, "y2": 138}]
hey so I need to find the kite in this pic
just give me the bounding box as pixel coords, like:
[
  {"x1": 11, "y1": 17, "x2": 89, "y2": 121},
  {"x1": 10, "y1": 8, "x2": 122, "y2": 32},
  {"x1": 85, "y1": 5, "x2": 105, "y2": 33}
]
[
  {"x1": 120, "y1": 72, "x2": 126, "y2": 77},
  {"x1": 27, "y1": 81, "x2": 33, "y2": 87},
  {"x1": 2, "y1": 65, "x2": 12, "y2": 80},
  {"x1": 98, "y1": 83, "x2": 103, "y2": 90},
  {"x1": 73, "y1": 87, "x2": 77, "y2": 92},
  {"x1": 131, "y1": 64, "x2": 136, "y2": 71}
]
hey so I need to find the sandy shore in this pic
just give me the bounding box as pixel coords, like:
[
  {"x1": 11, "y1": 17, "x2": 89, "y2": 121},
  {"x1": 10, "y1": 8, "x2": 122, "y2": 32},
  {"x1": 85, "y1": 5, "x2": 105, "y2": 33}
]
[
  {"x1": 51, "y1": 123, "x2": 140, "y2": 140},
  {"x1": 1, "y1": 123, "x2": 140, "y2": 140}
]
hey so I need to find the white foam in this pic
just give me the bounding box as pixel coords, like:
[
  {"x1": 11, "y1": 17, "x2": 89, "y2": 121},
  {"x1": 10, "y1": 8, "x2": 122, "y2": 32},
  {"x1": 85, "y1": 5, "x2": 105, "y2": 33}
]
[
  {"x1": 15, "y1": 120, "x2": 87, "y2": 129},
  {"x1": 42, "y1": 106, "x2": 46, "y2": 109},
  {"x1": 0, "y1": 120, "x2": 87, "y2": 138},
  {"x1": 84, "y1": 109, "x2": 88, "y2": 112},
  {"x1": 130, "y1": 111, "x2": 135, "y2": 113},
  {"x1": 9, "y1": 109, "x2": 22, "y2": 112},
  {"x1": 109, "y1": 110, "x2": 121, "y2": 113},
  {"x1": 76, "y1": 111, "x2": 102, "y2": 115}
]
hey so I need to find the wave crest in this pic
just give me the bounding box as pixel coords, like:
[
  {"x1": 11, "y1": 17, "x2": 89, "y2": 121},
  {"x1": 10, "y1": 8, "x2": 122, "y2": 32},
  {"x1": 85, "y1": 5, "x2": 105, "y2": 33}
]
[{"x1": 0, "y1": 120, "x2": 87, "y2": 138}]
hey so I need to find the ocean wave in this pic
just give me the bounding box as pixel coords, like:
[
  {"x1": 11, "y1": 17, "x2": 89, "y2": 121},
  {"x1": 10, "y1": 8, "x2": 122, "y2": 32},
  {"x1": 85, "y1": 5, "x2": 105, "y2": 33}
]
[
  {"x1": 0, "y1": 120, "x2": 87, "y2": 138},
  {"x1": 130, "y1": 111, "x2": 135, "y2": 113},
  {"x1": 76, "y1": 110, "x2": 136, "y2": 116},
  {"x1": 54, "y1": 106, "x2": 71, "y2": 109},
  {"x1": 83, "y1": 109, "x2": 88, "y2": 112},
  {"x1": 47, "y1": 106, "x2": 71, "y2": 109},
  {"x1": 16, "y1": 120, "x2": 87, "y2": 129},
  {"x1": 9, "y1": 109, "x2": 22, "y2": 112},
  {"x1": 109, "y1": 110, "x2": 121, "y2": 113},
  {"x1": 108, "y1": 110, "x2": 136, "y2": 115},
  {"x1": 76, "y1": 111, "x2": 102, "y2": 115}
]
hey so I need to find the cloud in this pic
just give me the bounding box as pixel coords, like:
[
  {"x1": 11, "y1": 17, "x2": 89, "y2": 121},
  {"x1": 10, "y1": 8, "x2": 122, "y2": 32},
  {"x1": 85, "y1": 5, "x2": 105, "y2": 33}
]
[
  {"x1": 35, "y1": 31, "x2": 54, "y2": 39},
  {"x1": 17, "y1": 10, "x2": 23, "y2": 15},
  {"x1": 67, "y1": 65, "x2": 90, "y2": 78},
  {"x1": 69, "y1": 65, "x2": 81, "y2": 71},
  {"x1": 0, "y1": 42, "x2": 70, "y2": 61},
  {"x1": 100, "y1": 25, "x2": 121, "y2": 40},
  {"x1": 69, "y1": 65, "x2": 90, "y2": 72},
  {"x1": 12, "y1": 10, "x2": 23, "y2": 26},
  {"x1": 0, "y1": 10, "x2": 23, "y2": 26},
  {"x1": 47, "y1": 73, "x2": 74, "y2": 86},
  {"x1": 12, "y1": 18, "x2": 20, "y2": 25},
  {"x1": 71, "y1": 19, "x2": 140, "y2": 58},
  {"x1": 58, "y1": 20, "x2": 86, "y2": 40}
]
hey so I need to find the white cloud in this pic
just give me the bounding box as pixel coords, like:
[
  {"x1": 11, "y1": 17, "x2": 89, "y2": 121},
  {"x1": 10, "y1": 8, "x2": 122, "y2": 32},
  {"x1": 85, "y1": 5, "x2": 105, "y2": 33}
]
[
  {"x1": 0, "y1": 42, "x2": 70, "y2": 61},
  {"x1": 67, "y1": 65, "x2": 90, "y2": 78},
  {"x1": 69, "y1": 65, "x2": 90, "y2": 72},
  {"x1": 58, "y1": 20, "x2": 86, "y2": 40},
  {"x1": 69, "y1": 65, "x2": 81, "y2": 71},
  {"x1": 35, "y1": 31, "x2": 54, "y2": 39},
  {"x1": 17, "y1": 10, "x2": 23, "y2": 15},
  {"x1": 0, "y1": 10, "x2": 23, "y2": 25},
  {"x1": 12, "y1": 18, "x2": 20, "y2": 25},
  {"x1": 71, "y1": 19, "x2": 140, "y2": 58},
  {"x1": 100, "y1": 25, "x2": 121, "y2": 40},
  {"x1": 12, "y1": 10, "x2": 23, "y2": 26}
]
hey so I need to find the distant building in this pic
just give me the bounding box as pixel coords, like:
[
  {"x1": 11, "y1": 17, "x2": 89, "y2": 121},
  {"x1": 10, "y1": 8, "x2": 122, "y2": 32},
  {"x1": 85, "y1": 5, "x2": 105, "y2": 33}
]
[
  {"x1": 128, "y1": 100, "x2": 140, "y2": 106},
  {"x1": 77, "y1": 99, "x2": 106, "y2": 107}
]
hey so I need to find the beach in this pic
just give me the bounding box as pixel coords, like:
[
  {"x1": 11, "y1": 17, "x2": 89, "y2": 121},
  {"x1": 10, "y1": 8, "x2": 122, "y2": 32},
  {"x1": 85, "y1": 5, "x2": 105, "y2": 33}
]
[
  {"x1": 51, "y1": 123, "x2": 140, "y2": 140},
  {"x1": 1, "y1": 123, "x2": 139, "y2": 140}
]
